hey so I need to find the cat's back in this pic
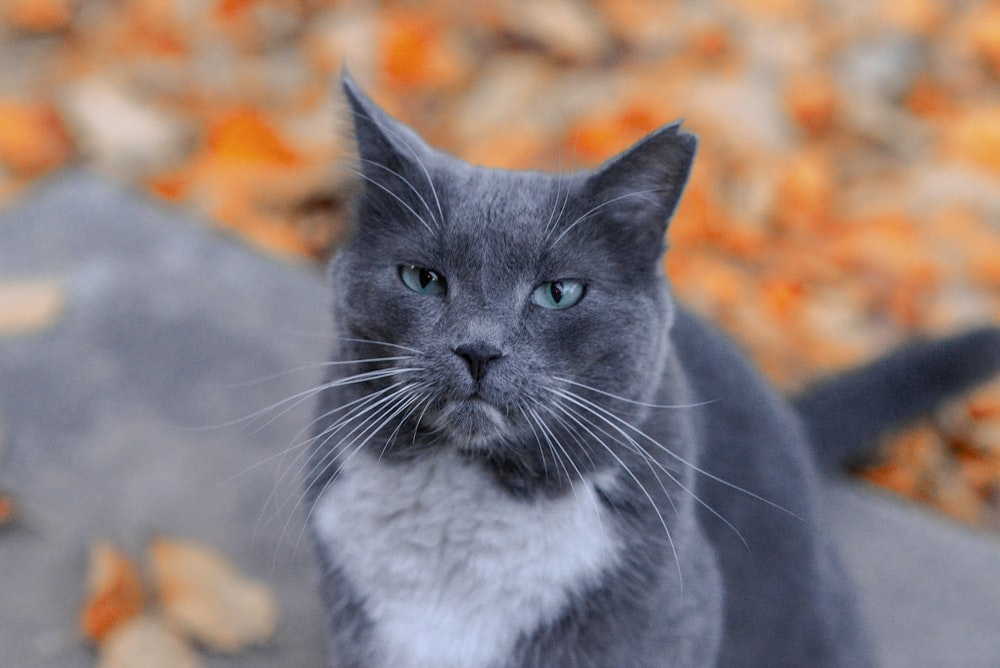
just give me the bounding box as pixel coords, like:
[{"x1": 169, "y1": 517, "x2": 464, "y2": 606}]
[{"x1": 668, "y1": 307, "x2": 875, "y2": 666}]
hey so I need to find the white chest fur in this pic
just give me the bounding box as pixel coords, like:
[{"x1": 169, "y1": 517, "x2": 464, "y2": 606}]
[{"x1": 312, "y1": 450, "x2": 620, "y2": 668}]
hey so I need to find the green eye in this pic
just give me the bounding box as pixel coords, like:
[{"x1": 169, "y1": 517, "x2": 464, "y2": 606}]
[
  {"x1": 399, "y1": 265, "x2": 447, "y2": 296},
  {"x1": 531, "y1": 280, "x2": 585, "y2": 310}
]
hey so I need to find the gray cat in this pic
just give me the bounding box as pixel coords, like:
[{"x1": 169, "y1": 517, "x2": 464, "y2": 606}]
[{"x1": 305, "y1": 75, "x2": 1000, "y2": 668}]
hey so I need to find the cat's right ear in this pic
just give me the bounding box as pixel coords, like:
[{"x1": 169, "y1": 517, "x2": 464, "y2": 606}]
[{"x1": 340, "y1": 72, "x2": 435, "y2": 182}]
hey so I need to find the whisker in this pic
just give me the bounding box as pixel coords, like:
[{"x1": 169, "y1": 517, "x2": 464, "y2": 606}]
[
  {"x1": 544, "y1": 394, "x2": 682, "y2": 590},
  {"x1": 255, "y1": 382, "x2": 416, "y2": 537},
  {"x1": 191, "y1": 365, "x2": 420, "y2": 433},
  {"x1": 334, "y1": 336, "x2": 425, "y2": 356},
  {"x1": 554, "y1": 377, "x2": 717, "y2": 410},
  {"x1": 552, "y1": 189, "x2": 667, "y2": 245},
  {"x1": 359, "y1": 157, "x2": 440, "y2": 230},
  {"x1": 553, "y1": 388, "x2": 800, "y2": 521},
  {"x1": 347, "y1": 107, "x2": 444, "y2": 229},
  {"x1": 555, "y1": 395, "x2": 750, "y2": 550},
  {"x1": 347, "y1": 167, "x2": 436, "y2": 235}
]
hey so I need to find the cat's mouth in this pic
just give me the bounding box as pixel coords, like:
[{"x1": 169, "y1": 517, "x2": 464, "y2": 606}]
[{"x1": 432, "y1": 395, "x2": 511, "y2": 451}]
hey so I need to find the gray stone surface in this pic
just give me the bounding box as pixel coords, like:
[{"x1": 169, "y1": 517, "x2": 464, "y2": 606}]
[
  {"x1": 0, "y1": 172, "x2": 330, "y2": 667},
  {"x1": 1, "y1": 171, "x2": 998, "y2": 667}
]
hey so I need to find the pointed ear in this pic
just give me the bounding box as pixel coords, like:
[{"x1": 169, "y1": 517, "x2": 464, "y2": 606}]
[
  {"x1": 582, "y1": 123, "x2": 697, "y2": 251},
  {"x1": 341, "y1": 71, "x2": 435, "y2": 179}
]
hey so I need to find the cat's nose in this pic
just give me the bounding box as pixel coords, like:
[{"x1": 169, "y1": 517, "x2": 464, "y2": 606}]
[{"x1": 454, "y1": 342, "x2": 503, "y2": 383}]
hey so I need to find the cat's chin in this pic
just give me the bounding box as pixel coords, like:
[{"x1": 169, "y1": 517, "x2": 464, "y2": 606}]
[{"x1": 432, "y1": 396, "x2": 511, "y2": 452}]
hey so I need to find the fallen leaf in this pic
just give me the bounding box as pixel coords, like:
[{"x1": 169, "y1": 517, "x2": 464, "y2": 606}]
[
  {"x1": 98, "y1": 615, "x2": 203, "y2": 668},
  {"x1": 965, "y1": 4, "x2": 1000, "y2": 74},
  {"x1": 0, "y1": 493, "x2": 16, "y2": 527},
  {"x1": 206, "y1": 109, "x2": 301, "y2": 167},
  {"x1": 0, "y1": 102, "x2": 73, "y2": 177},
  {"x1": 378, "y1": 10, "x2": 470, "y2": 90},
  {"x1": 772, "y1": 149, "x2": 836, "y2": 233},
  {"x1": 2, "y1": 0, "x2": 72, "y2": 33},
  {"x1": 942, "y1": 106, "x2": 1000, "y2": 172},
  {"x1": 784, "y1": 71, "x2": 841, "y2": 137},
  {"x1": 0, "y1": 279, "x2": 65, "y2": 336},
  {"x1": 80, "y1": 541, "x2": 146, "y2": 643},
  {"x1": 149, "y1": 537, "x2": 278, "y2": 653}
]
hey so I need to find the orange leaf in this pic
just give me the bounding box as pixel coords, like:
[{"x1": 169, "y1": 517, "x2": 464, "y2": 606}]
[
  {"x1": 905, "y1": 78, "x2": 953, "y2": 118},
  {"x1": 0, "y1": 102, "x2": 72, "y2": 177},
  {"x1": 379, "y1": 11, "x2": 467, "y2": 89},
  {"x1": 0, "y1": 493, "x2": 15, "y2": 527},
  {"x1": 772, "y1": 149, "x2": 836, "y2": 233},
  {"x1": 80, "y1": 542, "x2": 146, "y2": 643},
  {"x1": 784, "y1": 71, "x2": 840, "y2": 138},
  {"x1": 942, "y1": 106, "x2": 1000, "y2": 172},
  {"x1": 216, "y1": 0, "x2": 257, "y2": 20},
  {"x1": 2, "y1": 0, "x2": 71, "y2": 33},
  {"x1": 966, "y1": 5, "x2": 1000, "y2": 74},
  {"x1": 207, "y1": 110, "x2": 300, "y2": 167}
]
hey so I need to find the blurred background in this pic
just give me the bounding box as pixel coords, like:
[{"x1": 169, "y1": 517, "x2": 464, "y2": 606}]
[{"x1": 1, "y1": 0, "x2": 999, "y2": 526}]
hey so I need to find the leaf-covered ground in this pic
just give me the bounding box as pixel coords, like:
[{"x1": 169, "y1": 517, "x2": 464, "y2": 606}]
[{"x1": 2, "y1": 0, "x2": 999, "y2": 527}]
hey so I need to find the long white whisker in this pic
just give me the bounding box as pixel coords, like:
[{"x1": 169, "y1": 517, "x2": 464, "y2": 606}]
[
  {"x1": 351, "y1": 108, "x2": 445, "y2": 227},
  {"x1": 552, "y1": 189, "x2": 666, "y2": 245},
  {"x1": 554, "y1": 376, "x2": 717, "y2": 410},
  {"x1": 334, "y1": 337, "x2": 424, "y2": 355},
  {"x1": 256, "y1": 382, "x2": 415, "y2": 531},
  {"x1": 359, "y1": 157, "x2": 440, "y2": 229},
  {"x1": 554, "y1": 388, "x2": 800, "y2": 521},
  {"x1": 195, "y1": 366, "x2": 420, "y2": 433},
  {"x1": 545, "y1": 394, "x2": 682, "y2": 590},
  {"x1": 555, "y1": 395, "x2": 750, "y2": 550},
  {"x1": 348, "y1": 167, "x2": 435, "y2": 235}
]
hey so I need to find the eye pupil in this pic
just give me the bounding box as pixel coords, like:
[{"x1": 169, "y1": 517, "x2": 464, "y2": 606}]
[
  {"x1": 550, "y1": 282, "x2": 563, "y2": 303},
  {"x1": 419, "y1": 269, "x2": 433, "y2": 288}
]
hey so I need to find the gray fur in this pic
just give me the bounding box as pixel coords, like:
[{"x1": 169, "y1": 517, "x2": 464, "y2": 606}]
[{"x1": 306, "y1": 75, "x2": 995, "y2": 667}]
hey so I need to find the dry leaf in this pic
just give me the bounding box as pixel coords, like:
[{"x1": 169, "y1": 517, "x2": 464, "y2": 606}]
[
  {"x1": 0, "y1": 492, "x2": 16, "y2": 527},
  {"x1": 965, "y1": 4, "x2": 1000, "y2": 74},
  {"x1": 784, "y1": 71, "x2": 841, "y2": 137},
  {"x1": 149, "y1": 537, "x2": 278, "y2": 653},
  {"x1": 942, "y1": 106, "x2": 1000, "y2": 172},
  {"x1": 0, "y1": 102, "x2": 73, "y2": 177},
  {"x1": 80, "y1": 541, "x2": 146, "y2": 643},
  {"x1": 206, "y1": 110, "x2": 300, "y2": 168},
  {"x1": 98, "y1": 615, "x2": 203, "y2": 668},
  {"x1": 2, "y1": 0, "x2": 72, "y2": 33},
  {"x1": 378, "y1": 10, "x2": 470, "y2": 90},
  {"x1": 0, "y1": 279, "x2": 65, "y2": 336}
]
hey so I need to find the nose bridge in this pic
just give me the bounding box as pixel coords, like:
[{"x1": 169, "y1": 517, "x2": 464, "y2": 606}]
[{"x1": 453, "y1": 311, "x2": 507, "y2": 351}]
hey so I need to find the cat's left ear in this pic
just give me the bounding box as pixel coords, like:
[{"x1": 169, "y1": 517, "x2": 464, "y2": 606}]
[
  {"x1": 341, "y1": 71, "x2": 435, "y2": 181},
  {"x1": 583, "y1": 123, "x2": 697, "y2": 249}
]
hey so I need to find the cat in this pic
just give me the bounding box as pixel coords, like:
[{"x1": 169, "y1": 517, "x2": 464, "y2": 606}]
[{"x1": 304, "y1": 73, "x2": 1000, "y2": 668}]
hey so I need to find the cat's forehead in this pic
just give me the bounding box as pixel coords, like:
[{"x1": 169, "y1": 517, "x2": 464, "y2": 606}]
[{"x1": 438, "y1": 164, "x2": 572, "y2": 240}]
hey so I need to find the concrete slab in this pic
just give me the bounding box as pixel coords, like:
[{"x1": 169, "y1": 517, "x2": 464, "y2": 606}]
[
  {"x1": 1, "y1": 171, "x2": 998, "y2": 667},
  {"x1": 0, "y1": 172, "x2": 330, "y2": 667}
]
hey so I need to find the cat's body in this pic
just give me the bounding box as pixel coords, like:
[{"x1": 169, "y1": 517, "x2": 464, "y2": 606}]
[{"x1": 305, "y1": 76, "x2": 1000, "y2": 667}]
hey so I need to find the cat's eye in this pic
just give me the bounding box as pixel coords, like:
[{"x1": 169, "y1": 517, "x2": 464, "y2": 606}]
[
  {"x1": 399, "y1": 264, "x2": 447, "y2": 296},
  {"x1": 531, "y1": 280, "x2": 585, "y2": 310}
]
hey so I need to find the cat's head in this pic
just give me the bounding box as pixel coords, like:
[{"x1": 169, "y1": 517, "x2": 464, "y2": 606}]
[{"x1": 327, "y1": 74, "x2": 695, "y2": 493}]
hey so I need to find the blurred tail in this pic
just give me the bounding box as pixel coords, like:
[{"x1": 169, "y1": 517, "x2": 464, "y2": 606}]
[{"x1": 792, "y1": 327, "x2": 1000, "y2": 472}]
